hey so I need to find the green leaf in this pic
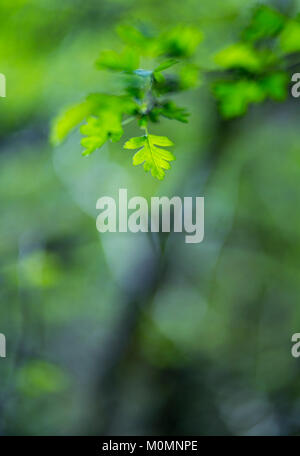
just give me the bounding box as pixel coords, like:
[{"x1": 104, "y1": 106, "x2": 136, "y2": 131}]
[
  {"x1": 214, "y1": 43, "x2": 262, "y2": 72},
  {"x1": 213, "y1": 79, "x2": 265, "y2": 118},
  {"x1": 159, "y1": 26, "x2": 203, "y2": 58},
  {"x1": 95, "y1": 48, "x2": 139, "y2": 72},
  {"x1": 213, "y1": 70, "x2": 289, "y2": 118},
  {"x1": 124, "y1": 134, "x2": 175, "y2": 180},
  {"x1": 80, "y1": 117, "x2": 108, "y2": 155},
  {"x1": 50, "y1": 93, "x2": 136, "y2": 147},
  {"x1": 153, "y1": 71, "x2": 165, "y2": 84},
  {"x1": 155, "y1": 59, "x2": 178, "y2": 72},
  {"x1": 123, "y1": 136, "x2": 146, "y2": 149},
  {"x1": 155, "y1": 101, "x2": 190, "y2": 123},
  {"x1": 243, "y1": 5, "x2": 285, "y2": 42},
  {"x1": 77, "y1": 94, "x2": 137, "y2": 155},
  {"x1": 117, "y1": 24, "x2": 158, "y2": 55},
  {"x1": 279, "y1": 20, "x2": 300, "y2": 54},
  {"x1": 259, "y1": 72, "x2": 289, "y2": 101},
  {"x1": 80, "y1": 111, "x2": 123, "y2": 156},
  {"x1": 123, "y1": 73, "x2": 149, "y2": 99},
  {"x1": 153, "y1": 60, "x2": 178, "y2": 85},
  {"x1": 50, "y1": 99, "x2": 94, "y2": 145}
]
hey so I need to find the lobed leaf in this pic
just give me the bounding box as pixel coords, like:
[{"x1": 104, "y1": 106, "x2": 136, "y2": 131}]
[
  {"x1": 50, "y1": 99, "x2": 94, "y2": 145},
  {"x1": 80, "y1": 110, "x2": 123, "y2": 156},
  {"x1": 124, "y1": 134, "x2": 175, "y2": 180}
]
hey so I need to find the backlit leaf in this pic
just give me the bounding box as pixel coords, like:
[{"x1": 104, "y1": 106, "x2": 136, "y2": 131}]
[
  {"x1": 51, "y1": 99, "x2": 94, "y2": 145},
  {"x1": 124, "y1": 134, "x2": 174, "y2": 180}
]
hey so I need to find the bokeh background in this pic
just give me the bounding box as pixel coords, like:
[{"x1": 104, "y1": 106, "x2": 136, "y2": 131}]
[{"x1": 1, "y1": 0, "x2": 300, "y2": 436}]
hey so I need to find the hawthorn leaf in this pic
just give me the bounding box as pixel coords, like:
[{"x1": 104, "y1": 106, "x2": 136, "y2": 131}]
[
  {"x1": 153, "y1": 59, "x2": 178, "y2": 85},
  {"x1": 124, "y1": 134, "x2": 175, "y2": 180},
  {"x1": 80, "y1": 111, "x2": 123, "y2": 156},
  {"x1": 50, "y1": 99, "x2": 94, "y2": 145}
]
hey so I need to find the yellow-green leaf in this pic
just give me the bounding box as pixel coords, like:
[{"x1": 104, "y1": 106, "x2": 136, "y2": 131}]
[
  {"x1": 124, "y1": 134, "x2": 174, "y2": 180},
  {"x1": 50, "y1": 99, "x2": 94, "y2": 145}
]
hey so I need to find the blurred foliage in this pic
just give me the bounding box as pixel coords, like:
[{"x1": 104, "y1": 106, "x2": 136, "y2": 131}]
[
  {"x1": 17, "y1": 360, "x2": 68, "y2": 397},
  {"x1": 212, "y1": 4, "x2": 300, "y2": 118}
]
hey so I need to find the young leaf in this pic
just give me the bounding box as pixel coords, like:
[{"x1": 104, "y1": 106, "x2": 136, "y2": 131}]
[
  {"x1": 50, "y1": 99, "x2": 94, "y2": 145},
  {"x1": 150, "y1": 101, "x2": 189, "y2": 123},
  {"x1": 153, "y1": 71, "x2": 165, "y2": 84},
  {"x1": 124, "y1": 134, "x2": 175, "y2": 180},
  {"x1": 159, "y1": 26, "x2": 203, "y2": 58},
  {"x1": 154, "y1": 59, "x2": 178, "y2": 72},
  {"x1": 80, "y1": 118, "x2": 108, "y2": 156},
  {"x1": 159, "y1": 101, "x2": 189, "y2": 123},
  {"x1": 153, "y1": 59, "x2": 178, "y2": 85},
  {"x1": 80, "y1": 111, "x2": 123, "y2": 156}
]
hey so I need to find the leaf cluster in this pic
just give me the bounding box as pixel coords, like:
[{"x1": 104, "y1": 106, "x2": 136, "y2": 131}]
[
  {"x1": 51, "y1": 6, "x2": 299, "y2": 179},
  {"x1": 213, "y1": 5, "x2": 299, "y2": 118}
]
